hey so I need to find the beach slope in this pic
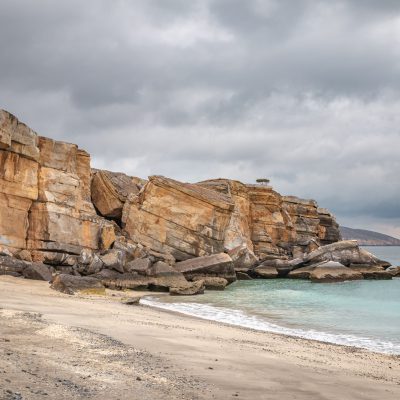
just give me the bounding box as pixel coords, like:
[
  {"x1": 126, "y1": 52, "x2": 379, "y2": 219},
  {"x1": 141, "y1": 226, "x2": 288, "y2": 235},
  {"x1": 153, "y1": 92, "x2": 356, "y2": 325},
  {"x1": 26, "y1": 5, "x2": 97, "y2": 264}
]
[{"x1": 0, "y1": 276, "x2": 399, "y2": 400}]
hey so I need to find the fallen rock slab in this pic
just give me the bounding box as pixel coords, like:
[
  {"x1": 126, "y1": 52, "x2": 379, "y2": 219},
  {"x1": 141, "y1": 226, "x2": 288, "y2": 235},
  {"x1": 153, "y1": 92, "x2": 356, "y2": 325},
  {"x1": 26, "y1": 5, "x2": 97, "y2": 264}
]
[
  {"x1": 174, "y1": 253, "x2": 236, "y2": 283},
  {"x1": 0, "y1": 256, "x2": 29, "y2": 276},
  {"x1": 170, "y1": 280, "x2": 205, "y2": 295},
  {"x1": 192, "y1": 276, "x2": 228, "y2": 290},
  {"x1": 23, "y1": 263, "x2": 52, "y2": 281},
  {"x1": 310, "y1": 261, "x2": 363, "y2": 283},
  {"x1": 349, "y1": 265, "x2": 392, "y2": 280},
  {"x1": 253, "y1": 266, "x2": 279, "y2": 279},
  {"x1": 51, "y1": 274, "x2": 105, "y2": 295}
]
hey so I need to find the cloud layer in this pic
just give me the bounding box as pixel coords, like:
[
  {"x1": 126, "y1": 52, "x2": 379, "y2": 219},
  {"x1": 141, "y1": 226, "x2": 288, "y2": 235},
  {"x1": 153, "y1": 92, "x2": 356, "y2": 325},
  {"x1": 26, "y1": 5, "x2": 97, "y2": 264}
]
[{"x1": 1, "y1": 0, "x2": 400, "y2": 236}]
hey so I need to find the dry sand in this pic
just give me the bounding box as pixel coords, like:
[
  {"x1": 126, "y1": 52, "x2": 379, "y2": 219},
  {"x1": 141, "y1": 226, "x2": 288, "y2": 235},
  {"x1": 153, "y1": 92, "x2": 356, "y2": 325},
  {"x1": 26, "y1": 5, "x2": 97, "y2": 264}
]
[{"x1": 0, "y1": 275, "x2": 399, "y2": 400}]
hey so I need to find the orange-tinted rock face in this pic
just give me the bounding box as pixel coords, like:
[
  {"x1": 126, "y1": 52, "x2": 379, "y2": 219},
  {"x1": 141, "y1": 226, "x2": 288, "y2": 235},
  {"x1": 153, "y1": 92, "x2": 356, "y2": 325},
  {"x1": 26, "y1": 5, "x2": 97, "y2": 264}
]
[
  {"x1": 0, "y1": 109, "x2": 340, "y2": 264},
  {"x1": 0, "y1": 110, "x2": 114, "y2": 257},
  {"x1": 122, "y1": 176, "x2": 234, "y2": 261}
]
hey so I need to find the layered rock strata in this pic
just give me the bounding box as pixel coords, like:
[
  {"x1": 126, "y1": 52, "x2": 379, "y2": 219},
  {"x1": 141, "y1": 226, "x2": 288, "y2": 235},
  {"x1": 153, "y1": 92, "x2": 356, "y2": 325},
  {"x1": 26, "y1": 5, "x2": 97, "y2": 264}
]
[
  {"x1": 0, "y1": 110, "x2": 115, "y2": 263},
  {"x1": 122, "y1": 176, "x2": 234, "y2": 261}
]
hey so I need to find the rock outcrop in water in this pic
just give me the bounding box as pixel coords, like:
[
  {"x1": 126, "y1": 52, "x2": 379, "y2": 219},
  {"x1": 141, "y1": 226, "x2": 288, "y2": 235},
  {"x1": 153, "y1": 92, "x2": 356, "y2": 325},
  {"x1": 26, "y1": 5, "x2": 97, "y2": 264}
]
[{"x1": 0, "y1": 110, "x2": 393, "y2": 293}]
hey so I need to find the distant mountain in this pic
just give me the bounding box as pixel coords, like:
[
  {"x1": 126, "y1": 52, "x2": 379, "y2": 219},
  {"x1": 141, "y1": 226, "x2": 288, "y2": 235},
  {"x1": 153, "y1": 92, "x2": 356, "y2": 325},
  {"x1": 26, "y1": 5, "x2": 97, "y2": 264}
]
[{"x1": 340, "y1": 226, "x2": 400, "y2": 246}]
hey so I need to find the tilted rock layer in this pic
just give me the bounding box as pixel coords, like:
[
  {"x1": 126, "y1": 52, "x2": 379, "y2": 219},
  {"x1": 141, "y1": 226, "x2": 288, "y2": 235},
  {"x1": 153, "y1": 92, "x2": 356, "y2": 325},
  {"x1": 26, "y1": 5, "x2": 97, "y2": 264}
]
[{"x1": 0, "y1": 110, "x2": 341, "y2": 265}]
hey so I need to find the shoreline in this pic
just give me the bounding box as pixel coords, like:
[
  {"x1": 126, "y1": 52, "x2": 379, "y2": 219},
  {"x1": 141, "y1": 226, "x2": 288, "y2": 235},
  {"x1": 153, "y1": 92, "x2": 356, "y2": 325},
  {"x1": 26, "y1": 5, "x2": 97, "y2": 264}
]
[
  {"x1": 139, "y1": 294, "x2": 400, "y2": 356},
  {"x1": 1, "y1": 276, "x2": 399, "y2": 399}
]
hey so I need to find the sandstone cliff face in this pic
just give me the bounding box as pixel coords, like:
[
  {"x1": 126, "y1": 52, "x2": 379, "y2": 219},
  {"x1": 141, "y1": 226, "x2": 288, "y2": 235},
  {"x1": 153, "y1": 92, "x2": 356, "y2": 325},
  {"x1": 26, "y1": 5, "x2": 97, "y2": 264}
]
[
  {"x1": 122, "y1": 176, "x2": 234, "y2": 261},
  {"x1": 0, "y1": 109, "x2": 341, "y2": 268},
  {"x1": 0, "y1": 110, "x2": 115, "y2": 261}
]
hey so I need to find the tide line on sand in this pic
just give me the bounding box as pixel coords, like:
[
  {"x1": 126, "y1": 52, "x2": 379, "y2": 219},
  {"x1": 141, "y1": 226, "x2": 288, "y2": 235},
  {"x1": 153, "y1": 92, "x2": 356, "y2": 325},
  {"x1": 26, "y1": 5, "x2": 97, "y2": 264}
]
[{"x1": 140, "y1": 297, "x2": 400, "y2": 355}]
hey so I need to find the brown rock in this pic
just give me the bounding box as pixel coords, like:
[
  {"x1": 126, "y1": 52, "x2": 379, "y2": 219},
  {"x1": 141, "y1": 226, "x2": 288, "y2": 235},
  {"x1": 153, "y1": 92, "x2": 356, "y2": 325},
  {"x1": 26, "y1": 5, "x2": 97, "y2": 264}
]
[
  {"x1": 253, "y1": 265, "x2": 279, "y2": 279},
  {"x1": 15, "y1": 249, "x2": 32, "y2": 262},
  {"x1": 287, "y1": 265, "x2": 316, "y2": 279},
  {"x1": 0, "y1": 255, "x2": 29, "y2": 276},
  {"x1": 174, "y1": 253, "x2": 236, "y2": 283},
  {"x1": 170, "y1": 280, "x2": 205, "y2": 295},
  {"x1": 126, "y1": 258, "x2": 152, "y2": 274},
  {"x1": 349, "y1": 264, "x2": 392, "y2": 280},
  {"x1": 304, "y1": 240, "x2": 390, "y2": 268},
  {"x1": 100, "y1": 249, "x2": 126, "y2": 273},
  {"x1": 91, "y1": 170, "x2": 140, "y2": 219},
  {"x1": 309, "y1": 261, "x2": 363, "y2": 283},
  {"x1": 192, "y1": 276, "x2": 228, "y2": 290},
  {"x1": 236, "y1": 271, "x2": 253, "y2": 280},
  {"x1": 51, "y1": 274, "x2": 105, "y2": 295},
  {"x1": 122, "y1": 176, "x2": 234, "y2": 261},
  {"x1": 23, "y1": 263, "x2": 52, "y2": 281}
]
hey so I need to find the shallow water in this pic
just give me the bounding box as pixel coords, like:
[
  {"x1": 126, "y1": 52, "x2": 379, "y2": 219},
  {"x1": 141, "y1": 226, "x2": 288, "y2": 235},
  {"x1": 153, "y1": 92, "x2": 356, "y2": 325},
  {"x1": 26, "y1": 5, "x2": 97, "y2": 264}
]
[{"x1": 142, "y1": 247, "x2": 400, "y2": 354}]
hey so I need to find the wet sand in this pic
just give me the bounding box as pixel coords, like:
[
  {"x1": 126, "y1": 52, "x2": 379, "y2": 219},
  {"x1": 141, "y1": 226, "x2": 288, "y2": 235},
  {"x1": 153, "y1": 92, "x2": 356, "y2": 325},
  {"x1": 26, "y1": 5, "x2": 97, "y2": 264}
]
[{"x1": 0, "y1": 276, "x2": 399, "y2": 399}]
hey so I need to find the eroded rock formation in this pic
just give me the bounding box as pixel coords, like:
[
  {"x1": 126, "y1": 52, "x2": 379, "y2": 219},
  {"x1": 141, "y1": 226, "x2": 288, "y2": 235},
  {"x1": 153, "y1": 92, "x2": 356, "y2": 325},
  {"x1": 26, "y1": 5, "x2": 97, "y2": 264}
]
[{"x1": 6, "y1": 109, "x2": 393, "y2": 292}]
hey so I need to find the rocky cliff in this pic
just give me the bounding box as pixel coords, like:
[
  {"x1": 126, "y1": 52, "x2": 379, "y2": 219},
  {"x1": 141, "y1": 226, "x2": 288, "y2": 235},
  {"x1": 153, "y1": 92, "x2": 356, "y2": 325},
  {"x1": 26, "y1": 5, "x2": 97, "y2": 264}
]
[{"x1": 0, "y1": 109, "x2": 341, "y2": 269}]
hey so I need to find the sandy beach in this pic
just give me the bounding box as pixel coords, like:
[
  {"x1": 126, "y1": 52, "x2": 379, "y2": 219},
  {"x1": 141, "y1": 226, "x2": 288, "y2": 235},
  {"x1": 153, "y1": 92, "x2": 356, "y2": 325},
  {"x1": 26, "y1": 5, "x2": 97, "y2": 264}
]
[{"x1": 0, "y1": 276, "x2": 399, "y2": 400}]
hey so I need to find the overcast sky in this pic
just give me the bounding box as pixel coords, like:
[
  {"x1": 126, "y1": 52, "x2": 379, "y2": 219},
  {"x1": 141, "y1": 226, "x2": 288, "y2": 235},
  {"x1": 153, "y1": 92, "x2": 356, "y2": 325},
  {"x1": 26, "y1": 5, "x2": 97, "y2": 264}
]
[{"x1": 1, "y1": 0, "x2": 400, "y2": 237}]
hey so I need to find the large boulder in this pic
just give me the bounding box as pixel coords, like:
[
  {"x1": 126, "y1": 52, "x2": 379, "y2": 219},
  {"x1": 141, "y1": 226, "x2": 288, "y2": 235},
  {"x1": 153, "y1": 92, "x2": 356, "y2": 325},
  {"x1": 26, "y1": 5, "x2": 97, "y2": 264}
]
[
  {"x1": 122, "y1": 176, "x2": 234, "y2": 261},
  {"x1": 147, "y1": 261, "x2": 189, "y2": 290},
  {"x1": 0, "y1": 255, "x2": 29, "y2": 276},
  {"x1": 91, "y1": 170, "x2": 140, "y2": 219},
  {"x1": 174, "y1": 253, "x2": 236, "y2": 283},
  {"x1": 192, "y1": 276, "x2": 228, "y2": 290},
  {"x1": 349, "y1": 265, "x2": 392, "y2": 280},
  {"x1": 309, "y1": 261, "x2": 363, "y2": 283},
  {"x1": 170, "y1": 280, "x2": 205, "y2": 295},
  {"x1": 23, "y1": 263, "x2": 52, "y2": 281},
  {"x1": 126, "y1": 257, "x2": 152, "y2": 274},
  {"x1": 102, "y1": 262, "x2": 189, "y2": 292},
  {"x1": 253, "y1": 266, "x2": 279, "y2": 279},
  {"x1": 287, "y1": 265, "x2": 316, "y2": 279},
  {"x1": 303, "y1": 240, "x2": 390, "y2": 268},
  {"x1": 100, "y1": 249, "x2": 126, "y2": 273},
  {"x1": 51, "y1": 274, "x2": 105, "y2": 295}
]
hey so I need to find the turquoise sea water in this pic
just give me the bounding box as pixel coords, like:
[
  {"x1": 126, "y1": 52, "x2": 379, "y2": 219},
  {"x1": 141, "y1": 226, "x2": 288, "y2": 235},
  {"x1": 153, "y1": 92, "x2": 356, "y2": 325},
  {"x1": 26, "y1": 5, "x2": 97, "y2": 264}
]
[{"x1": 142, "y1": 247, "x2": 400, "y2": 354}]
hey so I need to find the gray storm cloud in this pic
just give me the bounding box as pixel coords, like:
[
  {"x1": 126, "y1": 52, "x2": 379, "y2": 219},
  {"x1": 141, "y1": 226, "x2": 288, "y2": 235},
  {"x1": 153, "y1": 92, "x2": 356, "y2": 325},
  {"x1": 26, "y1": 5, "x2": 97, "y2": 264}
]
[{"x1": 1, "y1": 0, "x2": 400, "y2": 236}]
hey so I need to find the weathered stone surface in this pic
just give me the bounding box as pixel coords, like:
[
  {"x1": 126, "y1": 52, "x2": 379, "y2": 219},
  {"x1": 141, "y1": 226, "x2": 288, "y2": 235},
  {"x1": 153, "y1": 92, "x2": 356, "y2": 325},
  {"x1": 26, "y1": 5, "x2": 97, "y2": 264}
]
[
  {"x1": 147, "y1": 261, "x2": 188, "y2": 289},
  {"x1": 91, "y1": 170, "x2": 140, "y2": 219},
  {"x1": 15, "y1": 249, "x2": 32, "y2": 262},
  {"x1": 0, "y1": 255, "x2": 29, "y2": 276},
  {"x1": 23, "y1": 263, "x2": 52, "y2": 281},
  {"x1": 309, "y1": 261, "x2": 363, "y2": 283},
  {"x1": 0, "y1": 150, "x2": 38, "y2": 200},
  {"x1": 0, "y1": 110, "x2": 40, "y2": 161},
  {"x1": 287, "y1": 265, "x2": 316, "y2": 279},
  {"x1": 126, "y1": 258, "x2": 152, "y2": 274},
  {"x1": 317, "y1": 208, "x2": 341, "y2": 245},
  {"x1": 31, "y1": 251, "x2": 70, "y2": 266},
  {"x1": 0, "y1": 246, "x2": 13, "y2": 257},
  {"x1": 236, "y1": 271, "x2": 253, "y2": 280},
  {"x1": 170, "y1": 280, "x2": 205, "y2": 295},
  {"x1": 51, "y1": 274, "x2": 105, "y2": 295},
  {"x1": 303, "y1": 240, "x2": 391, "y2": 268},
  {"x1": 349, "y1": 265, "x2": 392, "y2": 280},
  {"x1": 122, "y1": 176, "x2": 234, "y2": 261},
  {"x1": 192, "y1": 276, "x2": 228, "y2": 290},
  {"x1": 174, "y1": 253, "x2": 236, "y2": 283},
  {"x1": 387, "y1": 266, "x2": 400, "y2": 277},
  {"x1": 84, "y1": 254, "x2": 104, "y2": 275},
  {"x1": 27, "y1": 202, "x2": 111, "y2": 254},
  {"x1": 100, "y1": 249, "x2": 126, "y2": 273},
  {"x1": 253, "y1": 265, "x2": 279, "y2": 279}
]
